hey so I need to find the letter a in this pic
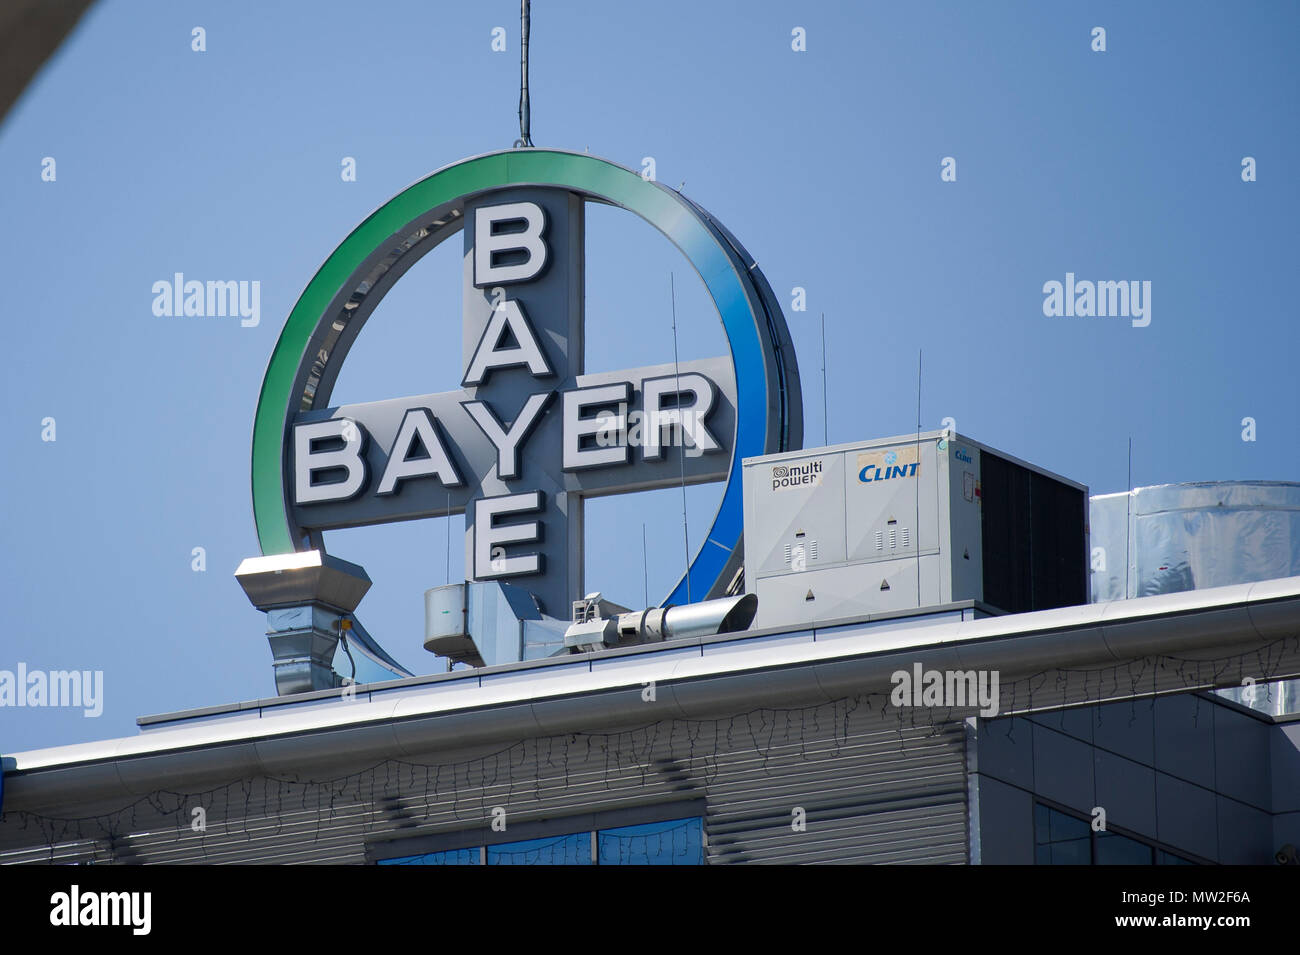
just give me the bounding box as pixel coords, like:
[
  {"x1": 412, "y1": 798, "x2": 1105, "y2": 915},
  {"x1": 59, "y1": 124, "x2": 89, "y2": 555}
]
[
  {"x1": 1042, "y1": 280, "x2": 1064, "y2": 317},
  {"x1": 377, "y1": 409, "x2": 463, "y2": 494},
  {"x1": 462, "y1": 300, "x2": 552, "y2": 386}
]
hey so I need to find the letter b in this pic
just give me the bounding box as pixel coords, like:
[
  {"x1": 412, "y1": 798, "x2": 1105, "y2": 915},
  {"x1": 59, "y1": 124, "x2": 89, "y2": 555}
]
[{"x1": 474, "y1": 201, "x2": 548, "y2": 286}]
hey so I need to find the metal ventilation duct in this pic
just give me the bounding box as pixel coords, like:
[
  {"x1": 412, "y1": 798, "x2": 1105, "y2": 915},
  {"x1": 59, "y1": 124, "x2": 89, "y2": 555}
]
[
  {"x1": 1089, "y1": 481, "x2": 1300, "y2": 717},
  {"x1": 1090, "y1": 481, "x2": 1300, "y2": 602}
]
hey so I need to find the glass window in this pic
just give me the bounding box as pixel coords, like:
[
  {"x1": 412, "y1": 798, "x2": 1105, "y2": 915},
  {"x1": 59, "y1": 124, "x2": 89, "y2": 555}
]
[
  {"x1": 375, "y1": 813, "x2": 706, "y2": 865},
  {"x1": 1034, "y1": 804, "x2": 1091, "y2": 865},
  {"x1": 1034, "y1": 803, "x2": 1196, "y2": 866},
  {"x1": 487, "y1": 832, "x2": 591, "y2": 865},
  {"x1": 1035, "y1": 836, "x2": 1091, "y2": 865},
  {"x1": 379, "y1": 847, "x2": 480, "y2": 865},
  {"x1": 1096, "y1": 831, "x2": 1155, "y2": 865},
  {"x1": 598, "y1": 817, "x2": 704, "y2": 865}
]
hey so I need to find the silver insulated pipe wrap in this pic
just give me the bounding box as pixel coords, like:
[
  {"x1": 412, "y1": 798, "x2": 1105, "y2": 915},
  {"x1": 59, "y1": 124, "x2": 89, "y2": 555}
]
[
  {"x1": 612, "y1": 593, "x2": 758, "y2": 644},
  {"x1": 564, "y1": 593, "x2": 759, "y2": 652}
]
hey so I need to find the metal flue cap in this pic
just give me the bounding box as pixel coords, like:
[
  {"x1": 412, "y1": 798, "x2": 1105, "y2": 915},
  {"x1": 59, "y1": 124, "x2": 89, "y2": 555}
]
[
  {"x1": 658, "y1": 592, "x2": 759, "y2": 641},
  {"x1": 235, "y1": 550, "x2": 372, "y2": 613}
]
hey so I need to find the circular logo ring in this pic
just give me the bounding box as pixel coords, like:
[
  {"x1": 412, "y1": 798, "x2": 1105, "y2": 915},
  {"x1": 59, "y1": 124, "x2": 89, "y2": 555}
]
[{"x1": 252, "y1": 149, "x2": 801, "y2": 605}]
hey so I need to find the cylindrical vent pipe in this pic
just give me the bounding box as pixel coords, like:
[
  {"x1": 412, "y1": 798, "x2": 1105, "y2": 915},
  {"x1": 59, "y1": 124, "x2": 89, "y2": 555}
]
[
  {"x1": 634, "y1": 592, "x2": 759, "y2": 642},
  {"x1": 564, "y1": 593, "x2": 759, "y2": 652}
]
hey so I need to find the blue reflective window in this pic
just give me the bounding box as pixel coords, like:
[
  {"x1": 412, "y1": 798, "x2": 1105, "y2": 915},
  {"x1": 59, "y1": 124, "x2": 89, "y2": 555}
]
[
  {"x1": 379, "y1": 847, "x2": 479, "y2": 865},
  {"x1": 1034, "y1": 803, "x2": 1195, "y2": 866},
  {"x1": 1035, "y1": 836, "x2": 1091, "y2": 865},
  {"x1": 488, "y1": 832, "x2": 591, "y2": 865},
  {"x1": 1096, "y1": 831, "x2": 1155, "y2": 865},
  {"x1": 598, "y1": 817, "x2": 703, "y2": 865},
  {"x1": 1034, "y1": 804, "x2": 1091, "y2": 865},
  {"x1": 377, "y1": 814, "x2": 706, "y2": 865}
]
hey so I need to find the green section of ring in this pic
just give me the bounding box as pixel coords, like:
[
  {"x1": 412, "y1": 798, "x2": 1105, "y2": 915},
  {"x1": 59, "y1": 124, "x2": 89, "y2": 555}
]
[{"x1": 251, "y1": 150, "x2": 765, "y2": 561}]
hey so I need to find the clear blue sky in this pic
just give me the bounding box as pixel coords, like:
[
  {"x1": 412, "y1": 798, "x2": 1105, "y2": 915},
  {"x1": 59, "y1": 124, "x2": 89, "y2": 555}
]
[{"x1": 2, "y1": 0, "x2": 1296, "y2": 753}]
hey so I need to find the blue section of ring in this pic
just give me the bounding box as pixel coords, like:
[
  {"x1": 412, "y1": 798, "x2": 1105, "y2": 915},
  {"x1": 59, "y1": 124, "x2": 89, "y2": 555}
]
[{"x1": 653, "y1": 194, "x2": 770, "y2": 606}]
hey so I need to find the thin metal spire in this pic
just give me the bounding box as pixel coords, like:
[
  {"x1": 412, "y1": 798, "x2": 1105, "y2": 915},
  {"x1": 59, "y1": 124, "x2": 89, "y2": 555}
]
[
  {"x1": 915, "y1": 349, "x2": 922, "y2": 605},
  {"x1": 671, "y1": 272, "x2": 691, "y2": 602},
  {"x1": 820, "y1": 313, "x2": 828, "y2": 445},
  {"x1": 1126, "y1": 437, "x2": 1133, "y2": 598},
  {"x1": 517, "y1": 1, "x2": 534, "y2": 147}
]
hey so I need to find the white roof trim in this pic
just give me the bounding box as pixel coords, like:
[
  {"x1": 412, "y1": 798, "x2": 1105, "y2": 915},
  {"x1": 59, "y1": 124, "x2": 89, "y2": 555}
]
[{"x1": 8, "y1": 576, "x2": 1300, "y2": 779}]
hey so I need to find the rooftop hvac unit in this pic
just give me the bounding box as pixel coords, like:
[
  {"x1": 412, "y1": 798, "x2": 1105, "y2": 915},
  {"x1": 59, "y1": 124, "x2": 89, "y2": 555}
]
[{"x1": 742, "y1": 430, "x2": 1089, "y2": 629}]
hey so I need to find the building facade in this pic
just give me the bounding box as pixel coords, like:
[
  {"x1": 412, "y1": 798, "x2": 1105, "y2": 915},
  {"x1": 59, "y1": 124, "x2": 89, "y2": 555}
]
[{"x1": 3, "y1": 571, "x2": 1298, "y2": 865}]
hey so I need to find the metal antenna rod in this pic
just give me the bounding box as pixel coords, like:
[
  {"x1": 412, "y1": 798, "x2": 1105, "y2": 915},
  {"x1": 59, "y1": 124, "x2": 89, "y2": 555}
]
[
  {"x1": 671, "y1": 272, "x2": 691, "y2": 603},
  {"x1": 820, "y1": 313, "x2": 828, "y2": 445},
  {"x1": 517, "y1": 0, "x2": 533, "y2": 147},
  {"x1": 1125, "y1": 437, "x2": 1133, "y2": 599},
  {"x1": 915, "y1": 349, "x2": 922, "y2": 606}
]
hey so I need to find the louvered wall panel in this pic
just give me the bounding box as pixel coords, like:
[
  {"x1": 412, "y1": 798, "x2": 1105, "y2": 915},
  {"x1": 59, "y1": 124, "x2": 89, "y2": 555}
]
[
  {"x1": 0, "y1": 701, "x2": 969, "y2": 865},
  {"x1": 701, "y1": 718, "x2": 967, "y2": 864}
]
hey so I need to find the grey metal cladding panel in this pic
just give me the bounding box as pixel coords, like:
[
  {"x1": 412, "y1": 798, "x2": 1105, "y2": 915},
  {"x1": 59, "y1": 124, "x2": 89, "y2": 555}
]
[
  {"x1": 2, "y1": 706, "x2": 969, "y2": 866},
  {"x1": 1274, "y1": 810, "x2": 1300, "y2": 849},
  {"x1": 972, "y1": 775, "x2": 1034, "y2": 865},
  {"x1": 1155, "y1": 772, "x2": 1220, "y2": 861},
  {"x1": 1028, "y1": 706, "x2": 1094, "y2": 745},
  {"x1": 947, "y1": 441, "x2": 983, "y2": 602},
  {"x1": 1212, "y1": 704, "x2": 1271, "y2": 810},
  {"x1": 745, "y1": 449, "x2": 847, "y2": 579},
  {"x1": 1152, "y1": 692, "x2": 1217, "y2": 790},
  {"x1": 975, "y1": 716, "x2": 1035, "y2": 790},
  {"x1": 702, "y1": 720, "x2": 968, "y2": 865},
  {"x1": 845, "y1": 440, "x2": 941, "y2": 563},
  {"x1": 2, "y1": 814, "x2": 372, "y2": 866},
  {"x1": 1092, "y1": 750, "x2": 1158, "y2": 840},
  {"x1": 1272, "y1": 723, "x2": 1300, "y2": 813},
  {"x1": 709, "y1": 809, "x2": 969, "y2": 865},
  {"x1": 1031, "y1": 722, "x2": 1095, "y2": 809},
  {"x1": 1092, "y1": 698, "x2": 1156, "y2": 765},
  {"x1": 1215, "y1": 796, "x2": 1273, "y2": 865},
  {"x1": 690, "y1": 723, "x2": 965, "y2": 778},
  {"x1": 754, "y1": 556, "x2": 945, "y2": 626}
]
